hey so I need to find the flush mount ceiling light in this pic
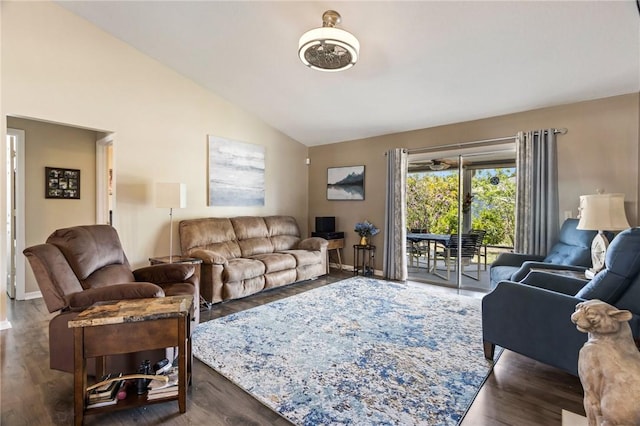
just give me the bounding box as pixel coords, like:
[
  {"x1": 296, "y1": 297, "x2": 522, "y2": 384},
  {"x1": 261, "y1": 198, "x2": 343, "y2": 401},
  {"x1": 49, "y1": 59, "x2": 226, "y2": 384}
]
[{"x1": 298, "y1": 10, "x2": 360, "y2": 72}]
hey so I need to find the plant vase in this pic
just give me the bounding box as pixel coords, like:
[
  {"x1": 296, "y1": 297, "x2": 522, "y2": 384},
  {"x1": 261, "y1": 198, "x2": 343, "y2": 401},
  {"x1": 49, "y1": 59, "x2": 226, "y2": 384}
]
[{"x1": 360, "y1": 236, "x2": 368, "y2": 246}]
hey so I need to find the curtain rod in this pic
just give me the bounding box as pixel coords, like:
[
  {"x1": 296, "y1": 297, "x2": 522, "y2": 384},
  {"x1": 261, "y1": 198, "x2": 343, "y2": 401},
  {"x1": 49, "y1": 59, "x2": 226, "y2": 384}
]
[{"x1": 406, "y1": 128, "x2": 567, "y2": 155}]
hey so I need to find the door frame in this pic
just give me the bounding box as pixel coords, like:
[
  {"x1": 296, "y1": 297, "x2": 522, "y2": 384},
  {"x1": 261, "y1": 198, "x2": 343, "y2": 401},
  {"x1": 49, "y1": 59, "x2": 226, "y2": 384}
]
[
  {"x1": 7, "y1": 128, "x2": 26, "y2": 300},
  {"x1": 96, "y1": 133, "x2": 114, "y2": 225}
]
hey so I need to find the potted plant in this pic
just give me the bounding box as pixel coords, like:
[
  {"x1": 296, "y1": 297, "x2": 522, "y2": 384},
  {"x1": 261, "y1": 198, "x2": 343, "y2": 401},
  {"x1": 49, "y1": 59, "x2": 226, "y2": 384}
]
[{"x1": 354, "y1": 220, "x2": 380, "y2": 246}]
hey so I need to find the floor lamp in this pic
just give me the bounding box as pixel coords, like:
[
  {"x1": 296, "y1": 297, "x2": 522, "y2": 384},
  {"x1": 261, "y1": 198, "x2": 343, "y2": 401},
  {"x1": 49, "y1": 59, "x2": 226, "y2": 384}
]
[
  {"x1": 156, "y1": 183, "x2": 187, "y2": 263},
  {"x1": 577, "y1": 193, "x2": 629, "y2": 279}
]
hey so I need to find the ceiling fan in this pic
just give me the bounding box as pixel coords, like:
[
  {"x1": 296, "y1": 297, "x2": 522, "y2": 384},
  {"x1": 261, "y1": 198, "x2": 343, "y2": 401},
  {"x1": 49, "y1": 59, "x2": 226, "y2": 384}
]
[
  {"x1": 427, "y1": 160, "x2": 451, "y2": 171},
  {"x1": 408, "y1": 158, "x2": 455, "y2": 172}
]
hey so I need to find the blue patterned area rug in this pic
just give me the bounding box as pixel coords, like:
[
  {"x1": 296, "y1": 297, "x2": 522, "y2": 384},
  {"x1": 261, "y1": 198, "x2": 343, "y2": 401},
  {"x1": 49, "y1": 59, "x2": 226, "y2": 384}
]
[{"x1": 193, "y1": 277, "x2": 498, "y2": 425}]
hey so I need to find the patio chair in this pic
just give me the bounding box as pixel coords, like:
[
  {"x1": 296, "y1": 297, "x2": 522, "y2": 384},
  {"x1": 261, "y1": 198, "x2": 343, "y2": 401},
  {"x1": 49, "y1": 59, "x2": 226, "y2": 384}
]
[
  {"x1": 407, "y1": 228, "x2": 431, "y2": 269},
  {"x1": 433, "y1": 233, "x2": 479, "y2": 280},
  {"x1": 470, "y1": 229, "x2": 487, "y2": 271}
]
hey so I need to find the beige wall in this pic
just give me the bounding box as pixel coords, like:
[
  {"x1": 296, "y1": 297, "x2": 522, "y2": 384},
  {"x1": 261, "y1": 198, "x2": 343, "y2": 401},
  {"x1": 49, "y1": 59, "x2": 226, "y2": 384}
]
[
  {"x1": 8, "y1": 117, "x2": 97, "y2": 294},
  {"x1": 0, "y1": 0, "x2": 638, "y2": 312},
  {"x1": 309, "y1": 93, "x2": 640, "y2": 270},
  {"x1": 1, "y1": 0, "x2": 310, "y2": 286}
]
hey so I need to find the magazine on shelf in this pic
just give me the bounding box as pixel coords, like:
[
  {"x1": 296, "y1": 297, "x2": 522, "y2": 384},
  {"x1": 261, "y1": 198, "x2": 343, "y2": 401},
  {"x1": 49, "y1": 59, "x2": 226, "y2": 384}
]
[
  {"x1": 87, "y1": 380, "x2": 124, "y2": 408},
  {"x1": 147, "y1": 367, "x2": 178, "y2": 398},
  {"x1": 88, "y1": 373, "x2": 124, "y2": 403},
  {"x1": 147, "y1": 388, "x2": 179, "y2": 400}
]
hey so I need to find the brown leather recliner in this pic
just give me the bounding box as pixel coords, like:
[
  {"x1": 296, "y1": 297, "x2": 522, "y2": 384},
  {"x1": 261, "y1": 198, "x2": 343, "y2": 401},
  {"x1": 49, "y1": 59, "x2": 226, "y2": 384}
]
[{"x1": 23, "y1": 225, "x2": 200, "y2": 374}]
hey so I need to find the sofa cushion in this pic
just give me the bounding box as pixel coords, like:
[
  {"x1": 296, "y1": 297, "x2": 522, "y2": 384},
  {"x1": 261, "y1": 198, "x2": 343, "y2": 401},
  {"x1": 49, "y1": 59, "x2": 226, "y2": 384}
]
[
  {"x1": 264, "y1": 269, "x2": 297, "y2": 289},
  {"x1": 265, "y1": 216, "x2": 301, "y2": 251},
  {"x1": 576, "y1": 228, "x2": 640, "y2": 301},
  {"x1": 84, "y1": 264, "x2": 138, "y2": 289},
  {"x1": 490, "y1": 265, "x2": 520, "y2": 288},
  {"x1": 250, "y1": 253, "x2": 296, "y2": 273},
  {"x1": 223, "y1": 276, "x2": 265, "y2": 300},
  {"x1": 281, "y1": 249, "x2": 322, "y2": 267},
  {"x1": 232, "y1": 217, "x2": 274, "y2": 257},
  {"x1": 271, "y1": 235, "x2": 301, "y2": 252},
  {"x1": 47, "y1": 225, "x2": 133, "y2": 284},
  {"x1": 543, "y1": 219, "x2": 595, "y2": 266},
  {"x1": 179, "y1": 218, "x2": 241, "y2": 259},
  {"x1": 223, "y1": 258, "x2": 266, "y2": 282},
  {"x1": 265, "y1": 216, "x2": 300, "y2": 237}
]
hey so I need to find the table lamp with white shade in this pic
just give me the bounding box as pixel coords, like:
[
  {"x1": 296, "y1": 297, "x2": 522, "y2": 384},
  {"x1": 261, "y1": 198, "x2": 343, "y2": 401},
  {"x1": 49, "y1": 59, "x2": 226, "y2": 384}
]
[
  {"x1": 577, "y1": 193, "x2": 629, "y2": 279},
  {"x1": 156, "y1": 183, "x2": 186, "y2": 263}
]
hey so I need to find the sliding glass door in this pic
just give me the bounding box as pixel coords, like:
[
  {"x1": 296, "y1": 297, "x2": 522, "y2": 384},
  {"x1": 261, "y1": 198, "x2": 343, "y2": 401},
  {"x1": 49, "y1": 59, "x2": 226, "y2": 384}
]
[{"x1": 406, "y1": 144, "x2": 516, "y2": 291}]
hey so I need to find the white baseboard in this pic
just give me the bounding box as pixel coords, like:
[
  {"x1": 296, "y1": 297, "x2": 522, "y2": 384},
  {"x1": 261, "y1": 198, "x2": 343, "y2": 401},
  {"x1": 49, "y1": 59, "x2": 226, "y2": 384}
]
[
  {"x1": 23, "y1": 291, "x2": 42, "y2": 300},
  {"x1": 329, "y1": 262, "x2": 382, "y2": 278},
  {"x1": 562, "y1": 410, "x2": 587, "y2": 426},
  {"x1": 0, "y1": 320, "x2": 12, "y2": 331}
]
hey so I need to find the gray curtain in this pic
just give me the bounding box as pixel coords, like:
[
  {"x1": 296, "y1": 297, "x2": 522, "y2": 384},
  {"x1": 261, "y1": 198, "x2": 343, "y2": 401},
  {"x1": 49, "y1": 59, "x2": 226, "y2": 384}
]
[
  {"x1": 383, "y1": 148, "x2": 408, "y2": 280},
  {"x1": 515, "y1": 129, "x2": 559, "y2": 255}
]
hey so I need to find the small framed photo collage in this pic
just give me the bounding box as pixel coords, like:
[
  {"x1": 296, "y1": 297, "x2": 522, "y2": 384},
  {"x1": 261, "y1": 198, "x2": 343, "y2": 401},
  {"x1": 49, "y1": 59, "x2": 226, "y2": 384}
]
[{"x1": 45, "y1": 167, "x2": 80, "y2": 199}]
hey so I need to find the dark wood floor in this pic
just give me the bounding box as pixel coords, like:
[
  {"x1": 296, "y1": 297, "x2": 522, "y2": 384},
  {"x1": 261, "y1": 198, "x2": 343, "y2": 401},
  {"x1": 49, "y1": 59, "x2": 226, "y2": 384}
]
[{"x1": 1, "y1": 270, "x2": 585, "y2": 425}]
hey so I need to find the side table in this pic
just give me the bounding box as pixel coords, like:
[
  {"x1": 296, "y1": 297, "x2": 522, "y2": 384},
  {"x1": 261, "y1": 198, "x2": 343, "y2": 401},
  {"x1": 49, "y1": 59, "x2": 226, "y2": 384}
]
[
  {"x1": 353, "y1": 244, "x2": 376, "y2": 276},
  {"x1": 149, "y1": 255, "x2": 203, "y2": 265},
  {"x1": 149, "y1": 256, "x2": 205, "y2": 308},
  {"x1": 68, "y1": 295, "x2": 193, "y2": 426},
  {"x1": 325, "y1": 238, "x2": 344, "y2": 272}
]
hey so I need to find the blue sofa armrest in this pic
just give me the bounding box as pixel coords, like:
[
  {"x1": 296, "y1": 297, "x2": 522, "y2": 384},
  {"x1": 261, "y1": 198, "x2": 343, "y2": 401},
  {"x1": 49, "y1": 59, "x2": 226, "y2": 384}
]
[
  {"x1": 519, "y1": 271, "x2": 589, "y2": 295},
  {"x1": 482, "y1": 280, "x2": 588, "y2": 375},
  {"x1": 511, "y1": 262, "x2": 588, "y2": 284},
  {"x1": 491, "y1": 252, "x2": 545, "y2": 267}
]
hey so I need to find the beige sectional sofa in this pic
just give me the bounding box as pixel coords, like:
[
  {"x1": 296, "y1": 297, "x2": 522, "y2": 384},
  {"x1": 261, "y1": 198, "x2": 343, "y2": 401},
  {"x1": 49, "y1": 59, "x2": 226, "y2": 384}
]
[{"x1": 179, "y1": 215, "x2": 327, "y2": 304}]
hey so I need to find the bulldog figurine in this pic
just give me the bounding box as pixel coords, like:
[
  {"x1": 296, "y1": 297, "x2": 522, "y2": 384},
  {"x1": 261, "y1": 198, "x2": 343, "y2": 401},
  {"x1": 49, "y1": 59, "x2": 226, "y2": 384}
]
[{"x1": 571, "y1": 299, "x2": 640, "y2": 426}]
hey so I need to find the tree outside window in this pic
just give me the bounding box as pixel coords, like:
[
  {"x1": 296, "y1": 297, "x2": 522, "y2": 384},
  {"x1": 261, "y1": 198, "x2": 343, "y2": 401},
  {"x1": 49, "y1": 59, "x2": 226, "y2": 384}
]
[{"x1": 406, "y1": 167, "x2": 515, "y2": 246}]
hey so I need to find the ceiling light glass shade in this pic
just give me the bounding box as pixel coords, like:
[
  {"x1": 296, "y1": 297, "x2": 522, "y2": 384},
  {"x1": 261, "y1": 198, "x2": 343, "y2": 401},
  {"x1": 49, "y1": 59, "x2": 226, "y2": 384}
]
[{"x1": 298, "y1": 10, "x2": 359, "y2": 72}]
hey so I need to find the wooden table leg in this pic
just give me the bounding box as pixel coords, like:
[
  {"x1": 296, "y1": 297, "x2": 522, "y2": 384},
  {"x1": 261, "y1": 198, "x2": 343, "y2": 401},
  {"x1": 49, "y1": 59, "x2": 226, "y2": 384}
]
[
  {"x1": 178, "y1": 315, "x2": 187, "y2": 413},
  {"x1": 74, "y1": 328, "x2": 86, "y2": 426}
]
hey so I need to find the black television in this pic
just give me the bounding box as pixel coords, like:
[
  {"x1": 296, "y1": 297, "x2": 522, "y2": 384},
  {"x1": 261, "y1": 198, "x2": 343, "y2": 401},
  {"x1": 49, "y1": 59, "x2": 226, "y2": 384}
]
[{"x1": 315, "y1": 216, "x2": 336, "y2": 233}]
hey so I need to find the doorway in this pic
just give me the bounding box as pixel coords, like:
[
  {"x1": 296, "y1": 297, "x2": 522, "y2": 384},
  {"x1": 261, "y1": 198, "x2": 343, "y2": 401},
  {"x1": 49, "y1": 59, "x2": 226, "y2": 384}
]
[
  {"x1": 406, "y1": 144, "x2": 516, "y2": 292},
  {"x1": 5, "y1": 117, "x2": 113, "y2": 300}
]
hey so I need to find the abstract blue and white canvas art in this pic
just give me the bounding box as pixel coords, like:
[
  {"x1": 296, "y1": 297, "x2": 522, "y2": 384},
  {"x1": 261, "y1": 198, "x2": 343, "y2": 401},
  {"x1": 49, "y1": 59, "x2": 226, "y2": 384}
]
[{"x1": 208, "y1": 135, "x2": 265, "y2": 206}]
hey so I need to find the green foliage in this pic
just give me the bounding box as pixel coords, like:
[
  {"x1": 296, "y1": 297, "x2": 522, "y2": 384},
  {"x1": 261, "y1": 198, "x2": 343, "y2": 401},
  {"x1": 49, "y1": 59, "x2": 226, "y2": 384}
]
[
  {"x1": 407, "y1": 172, "x2": 458, "y2": 234},
  {"x1": 407, "y1": 168, "x2": 515, "y2": 246}
]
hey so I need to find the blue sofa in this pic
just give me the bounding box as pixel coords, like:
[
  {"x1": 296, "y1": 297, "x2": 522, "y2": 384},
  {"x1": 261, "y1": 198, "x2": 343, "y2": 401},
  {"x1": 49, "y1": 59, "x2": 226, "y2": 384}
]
[
  {"x1": 489, "y1": 218, "x2": 598, "y2": 288},
  {"x1": 482, "y1": 227, "x2": 640, "y2": 376}
]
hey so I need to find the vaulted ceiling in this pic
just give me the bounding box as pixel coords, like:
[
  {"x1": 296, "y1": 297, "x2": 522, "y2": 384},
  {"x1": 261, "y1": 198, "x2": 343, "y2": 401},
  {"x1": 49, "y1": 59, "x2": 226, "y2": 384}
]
[{"x1": 57, "y1": 1, "x2": 640, "y2": 146}]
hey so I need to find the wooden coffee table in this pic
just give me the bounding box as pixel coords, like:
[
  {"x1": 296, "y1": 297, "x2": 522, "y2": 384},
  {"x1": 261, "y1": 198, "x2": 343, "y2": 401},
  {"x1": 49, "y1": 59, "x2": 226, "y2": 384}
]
[{"x1": 68, "y1": 295, "x2": 193, "y2": 425}]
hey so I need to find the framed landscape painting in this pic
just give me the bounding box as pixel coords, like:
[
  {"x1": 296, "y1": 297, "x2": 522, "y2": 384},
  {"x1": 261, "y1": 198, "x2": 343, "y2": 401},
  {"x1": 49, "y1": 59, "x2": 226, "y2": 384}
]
[
  {"x1": 327, "y1": 165, "x2": 365, "y2": 200},
  {"x1": 208, "y1": 135, "x2": 265, "y2": 206}
]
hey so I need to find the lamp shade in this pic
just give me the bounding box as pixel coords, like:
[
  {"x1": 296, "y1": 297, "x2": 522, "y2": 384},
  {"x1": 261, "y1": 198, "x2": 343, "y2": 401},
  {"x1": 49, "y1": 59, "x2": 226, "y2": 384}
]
[
  {"x1": 155, "y1": 183, "x2": 186, "y2": 209},
  {"x1": 577, "y1": 193, "x2": 629, "y2": 231}
]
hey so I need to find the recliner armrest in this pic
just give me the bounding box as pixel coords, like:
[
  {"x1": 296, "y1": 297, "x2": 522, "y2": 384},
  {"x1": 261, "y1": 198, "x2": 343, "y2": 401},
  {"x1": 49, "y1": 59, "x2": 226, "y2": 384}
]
[
  {"x1": 518, "y1": 271, "x2": 589, "y2": 295},
  {"x1": 187, "y1": 249, "x2": 228, "y2": 265},
  {"x1": 133, "y1": 263, "x2": 197, "y2": 285},
  {"x1": 511, "y1": 261, "x2": 588, "y2": 283},
  {"x1": 298, "y1": 237, "x2": 328, "y2": 251},
  {"x1": 66, "y1": 282, "x2": 164, "y2": 310},
  {"x1": 491, "y1": 252, "x2": 545, "y2": 267},
  {"x1": 482, "y1": 280, "x2": 588, "y2": 375}
]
